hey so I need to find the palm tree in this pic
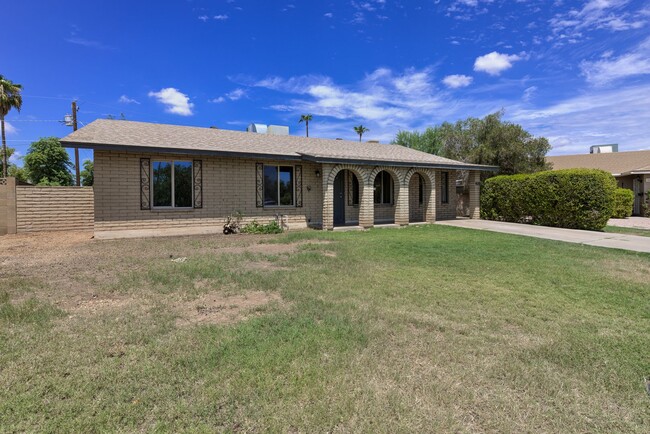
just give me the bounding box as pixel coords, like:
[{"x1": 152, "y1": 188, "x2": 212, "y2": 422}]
[
  {"x1": 0, "y1": 76, "x2": 23, "y2": 178},
  {"x1": 354, "y1": 125, "x2": 369, "y2": 142},
  {"x1": 299, "y1": 114, "x2": 312, "y2": 137}
]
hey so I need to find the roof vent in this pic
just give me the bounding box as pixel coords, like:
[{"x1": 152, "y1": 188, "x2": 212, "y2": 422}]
[
  {"x1": 590, "y1": 144, "x2": 618, "y2": 154},
  {"x1": 367, "y1": 140, "x2": 380, "y2": 143},
  {"x1": 247, "y1": 123, "x2": 289, "y2": 135},
  {"x1": 335, "y1": 138, "x2": 343, "y2": 140},
  {"x1": 247, "y1": 123, "x2": 268, "y2": 134},
  {"x1": 267, "y1": 125, "x2": 289, "y2": 136}
]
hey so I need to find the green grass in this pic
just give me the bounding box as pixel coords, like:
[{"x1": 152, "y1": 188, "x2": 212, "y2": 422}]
[
  {"x1": 0, "y1": 225, "x2": 649, "y2": 432},
  {"x1": 604, "y1": 225, "x2": 650, "y2": 237}
]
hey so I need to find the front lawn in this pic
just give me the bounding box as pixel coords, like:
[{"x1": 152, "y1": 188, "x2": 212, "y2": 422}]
[{"x1": 1, "y1": 226, "x2": 648, "y2": 432}]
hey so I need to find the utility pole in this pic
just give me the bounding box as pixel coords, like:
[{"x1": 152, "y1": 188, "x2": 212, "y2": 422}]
[{"x1": 72, "y1": 101, "x2": 80, "y2": 186}]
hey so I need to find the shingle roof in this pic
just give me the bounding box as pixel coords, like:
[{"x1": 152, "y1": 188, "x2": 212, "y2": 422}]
[
  {"x1": 60, "y1": 119, "x2": 495, "y2": 170},
  {"x1": 546, "y1": 150, "x2": 650, "y2": 176}
]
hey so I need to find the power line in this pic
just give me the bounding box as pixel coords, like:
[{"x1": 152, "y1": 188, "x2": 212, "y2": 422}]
[{"x1": 4, "y1": 119, "x2": 65, "y2": 122}]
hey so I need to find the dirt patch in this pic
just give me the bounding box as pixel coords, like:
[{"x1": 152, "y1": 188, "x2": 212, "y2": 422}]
[
  {"x1": 217, "y1": 239, "x2": 332, "y2": 255},
  {"x1": 240, "y1": 261, "x2": 291, "y2": 271},
  {"x1": 175, "y1": 291, "x2": 282, "y2": 326}
]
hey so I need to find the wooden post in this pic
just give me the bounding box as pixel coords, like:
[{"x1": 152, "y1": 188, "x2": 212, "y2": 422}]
[{"x1": 72, "y1": 101, "x2": 80, "y2": 186}]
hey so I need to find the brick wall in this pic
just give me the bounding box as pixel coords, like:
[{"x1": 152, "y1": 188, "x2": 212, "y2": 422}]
[
  {"x1": 94, "y1": 150, "x2": 323, "y2": 231},
  {"x1": 436, "y1": 170, "x2": 457, "y2": 220},
  {"x1": 15, "y1": 186, "x2": 94, "y2": 232}
]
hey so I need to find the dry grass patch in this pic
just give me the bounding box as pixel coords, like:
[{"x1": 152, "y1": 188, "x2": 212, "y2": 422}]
[{"x1": 175, "y1": 291, "x2": 283, "y2": 327}]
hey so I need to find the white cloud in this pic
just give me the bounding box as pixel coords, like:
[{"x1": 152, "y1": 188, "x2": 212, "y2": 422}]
[
  {"x1": 580, "y1": 37, "x2": 650, "y2": 85},
  {"x1": 4, "y1": 121, "x2": 17, "y2": 135},
  {"x1": 324, "y1": 12, "x2": 333, "y2": 18},
  {"x1": 198, "y1": 15, "x2": 209, "y2": 22},
  {"x1": 522, "y1": 86, "x2": 537, "y2": 102},
  {"x1": 214, "y1": 14, "x2": 229, "y2": 20},
  {"x1": 442, "y1": 74, "x2": 473, "y2": 88},
  {"x1": 148, "y1": 88, "x2": 194, "y2": 116},
  {"x1": 8, "y1": 150, "x2": 21, "y2": 165},
  {"x1": 511, "y1": 83, "x2": 650, "y2": 153},
  {"x1": 474, "y1": 51, "x2": 522, "y2": 76},
  {"x1": 550, "y1": 0, "x2": 646, "y2": 39},
  {"x1": 118, "y1": 95, "x2": 140, "y2": 104},
  {"x1": 210, "y1": 88, "x2": 247, "y2": 103}
]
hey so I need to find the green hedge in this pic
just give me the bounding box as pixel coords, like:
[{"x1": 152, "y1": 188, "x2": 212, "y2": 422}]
[
  {"x1": 611, "y1": 188, "x2": 634, "y2": 219},
  {"x1": 480, "y1": 169, "x2": 617, "y2": 231}
]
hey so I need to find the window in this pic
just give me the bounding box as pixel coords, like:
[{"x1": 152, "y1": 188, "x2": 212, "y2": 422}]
[
  {"x1": 441, "y1": 171, "x2": 449, "y2": 204},
  {"x1": 349, "y1": 172, "x2": 359, "y2": 206},
  {"x1": 264, "y1": 165, "x2": 294, "y2": 206},
  {"x1": 152, "y1": 161, "x2": 193, "y2": 208},
  {"x1": 374, "y1": 170, "x2": 393, "y2": 205},
  {"x1": 418, "y1": 175, "x2": 424, "y2": 205}
]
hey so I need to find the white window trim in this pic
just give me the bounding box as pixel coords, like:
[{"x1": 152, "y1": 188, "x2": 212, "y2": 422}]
[
  {"x1": 151, "y1": 160, "x2": 194, "y2": 210},
  {"x1": 263, "y1": 164, "x2": 296, "y2": 208}
]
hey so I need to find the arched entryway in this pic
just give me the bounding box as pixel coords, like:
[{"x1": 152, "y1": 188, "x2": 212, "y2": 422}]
[
  {"x1": 373, "y1": 170, "x2": 397, "y2": 224},
  {"x1": 333, "y1": 169, "x2": 361, "y2": 227}
]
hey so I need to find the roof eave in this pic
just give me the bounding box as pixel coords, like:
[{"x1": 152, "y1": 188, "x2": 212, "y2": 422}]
[{"x1": 61, "y1": 140, "x2": 498, "y2": 171}]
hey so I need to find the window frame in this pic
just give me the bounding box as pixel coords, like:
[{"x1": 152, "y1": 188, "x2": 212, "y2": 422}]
[
  {"x1": 441, "y1": 171, "x2": 449, "y2": 204},
  {"x1": 151, "y1": 159, "x2": 194, "y2": 210},
  {"x1": 263, "y1": 164, "x2": 296, "y2": 208},
  {"x1": 374, "y1": 170, "x2": 394, "y2": 206}
]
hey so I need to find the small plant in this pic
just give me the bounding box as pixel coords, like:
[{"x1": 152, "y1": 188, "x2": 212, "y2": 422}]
[
  {"x1": 223, "y1": 211, "x2": 243, "y2": 235},
  {"x1": 611, "y1": 188, "x2": 634, "y2": 219},
  {"x1": 240, "y1": 220, "x2": 283, "y2": 234}
]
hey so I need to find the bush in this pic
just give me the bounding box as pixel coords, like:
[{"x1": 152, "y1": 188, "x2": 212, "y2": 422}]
[
  {"x1": 240, "y1": 220, "x2": 283, "y2": 234},
  {"x1": 481, "y1": 169, "x2": 617, "y2": 231},
  {"x1": 611, "y1": 188, "x2": 634, "y2": 219}
]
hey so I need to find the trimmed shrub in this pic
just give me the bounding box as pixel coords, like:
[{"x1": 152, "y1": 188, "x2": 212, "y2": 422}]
[
  {"x1": 481, "y1": 169, "x2": 617, "y2": 231},
  {"x1": 611, "y1": 188, "x2": 634, "y2": 219}
]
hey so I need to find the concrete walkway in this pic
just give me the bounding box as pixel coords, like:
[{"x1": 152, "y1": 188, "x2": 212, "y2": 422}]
[
  {"x1": 607, "y1": 216, "x2": 650, "y2": 229},
  {"x1": 436, "y1": 219, "x2": 650, "y2": 254}
]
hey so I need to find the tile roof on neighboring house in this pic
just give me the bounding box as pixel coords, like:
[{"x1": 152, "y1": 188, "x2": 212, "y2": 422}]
[
  {"x1": 60, "y1": 119, "x2": 496, "y2": 171},
  {"x1": 546, "y1": 150, "x2": 650, "y2": 176}
]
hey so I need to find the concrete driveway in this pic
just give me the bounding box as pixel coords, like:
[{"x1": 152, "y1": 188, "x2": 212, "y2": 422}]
[{"x1": 436, "y1": 219, "x2": 650, "y2": 254}]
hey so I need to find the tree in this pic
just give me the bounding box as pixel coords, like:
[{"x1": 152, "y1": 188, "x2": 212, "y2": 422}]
[
  {"x1": 392, "y1": 127, "x2": 443, "y2": 155},
  {"x1": 80, "y1": 160, "x2": 94, "y2": 186},
  {"x1": 23, "y1": 137, "x2": 73, "y2": 186},
  {"x1": 3, "y1": 146, "x2": 29, "y2": 183},
  {"x1": 0, "y1": 75, "x2": 23, "y2": 178},
  {"x1": 354, "y1": 125, "x2": 369, "y2": 142},
  {"x1": 298, "y1": 114, "x2": 312, "y2": 137},
  {"x1": 394, "y1": 111, "x2": 551, "y2": 175}
]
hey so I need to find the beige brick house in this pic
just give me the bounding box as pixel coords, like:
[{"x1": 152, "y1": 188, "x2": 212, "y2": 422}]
[{"x1": 60, "y1": 120, "x2": 493, "y2": 234}]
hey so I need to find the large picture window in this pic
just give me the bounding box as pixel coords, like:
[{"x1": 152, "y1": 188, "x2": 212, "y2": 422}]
[
  {"x1": 152, "y1": 161, "x2": 193, "y2": 208},
  {"x1": 441, "y1": 171, "x2": 449, "y2": 204},
  {"x1": 264, "y1": 165, "x2": 294, "y2": 206},
  {"x1": 374, "y1": 170, "x2": 393, "y2": 205}
]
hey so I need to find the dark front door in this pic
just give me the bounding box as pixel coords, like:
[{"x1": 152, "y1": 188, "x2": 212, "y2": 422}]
[{"x1": 333, "y1": 171, "x2": 345, "y2": 226}]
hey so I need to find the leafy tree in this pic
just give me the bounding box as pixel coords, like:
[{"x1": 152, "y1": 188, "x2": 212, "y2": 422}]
[
  {"x1": 23, "y1": 137, "x2": 73, "y2": 186},
  {"x1": 354, "y1": 125, "x2": 369, "y2": 142},
  {"x1": 394, "y1": 111, "x2": 551, "y2": 175},
  {"x1": 80, "y1": 160, "x2": 94, "y2": 186},
  {"x1": 298, "y1": 114, "x2": 312, "y2": 137},
  {"x1": 3, "y1": 147, "x2": 29, "y2": 183},
  {"x1": 1, "y1": 75, "x2": 23, "y2": 178},
  {"x1": 392, "y1": 127, "x2": 443, "y2": 155}
]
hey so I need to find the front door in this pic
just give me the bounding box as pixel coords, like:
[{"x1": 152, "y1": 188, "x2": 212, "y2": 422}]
[{"x1": 333, "y1": 171, "x2": 345, "y2": 226}]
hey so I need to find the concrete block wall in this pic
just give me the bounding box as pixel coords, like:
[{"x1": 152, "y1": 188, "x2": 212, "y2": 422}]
[
  {"x1": 15, "y1": 186, "x2": 94, "y2": 232},
  {"x1": 0, "y1": 178, "x2": 17, "y2": 235},
  {"x1": 436, "y1": 170, "x2": 457, "y2": 220},
  {"x1": 94, "y1": 150, "x2": 323, "y2": 231}
]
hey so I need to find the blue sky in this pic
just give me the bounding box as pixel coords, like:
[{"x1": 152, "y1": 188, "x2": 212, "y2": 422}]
[{"x1": 4, "y1": 0, "x2": 650, "y2": 167}]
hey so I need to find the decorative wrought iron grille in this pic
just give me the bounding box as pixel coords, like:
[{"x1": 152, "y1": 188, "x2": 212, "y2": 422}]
[
  {"x1": 295, "y1": 165, "x2": 303, "y2": 207},
  {"x1": 0, "y1": 178, "x2": 7, "y2": 186},
  {"x1": 140, "y1": 158, "x2": 151, "y2": 210},
  {"x1": 193, "y1": 160, "x2": 203, "y2": 209},
  {"x1": 255, "y1": 163, "x2": 264, "y2": 207}
]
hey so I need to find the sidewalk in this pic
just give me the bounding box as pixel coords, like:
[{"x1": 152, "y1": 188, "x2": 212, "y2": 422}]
[{"x1": 436, "y1": 219, "x2": 650, "y2": 254}]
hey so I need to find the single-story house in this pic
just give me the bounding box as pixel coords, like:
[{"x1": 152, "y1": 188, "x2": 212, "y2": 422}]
[
  {"x1": 60, "y1": 120, "x2": 494, "y2": 234},
  {"x1": 547, "y1": 149, "x2": 650, "y2": 216}
]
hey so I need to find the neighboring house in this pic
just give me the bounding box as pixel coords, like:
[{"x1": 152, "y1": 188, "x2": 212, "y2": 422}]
[
  {"x1": 547, "y1": 149, "x2": 650, "y2": 216},
  {"x1": 60, "y1": 120, "x2": 494, "y2": 235}
]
